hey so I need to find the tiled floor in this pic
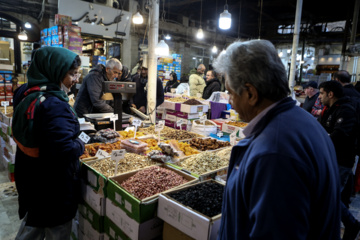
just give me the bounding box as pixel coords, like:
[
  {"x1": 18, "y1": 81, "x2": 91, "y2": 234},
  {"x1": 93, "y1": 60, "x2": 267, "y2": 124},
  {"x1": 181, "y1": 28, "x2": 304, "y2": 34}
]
[{"x1": 1, "y1": 168, "x2": 360, "y2": 240}]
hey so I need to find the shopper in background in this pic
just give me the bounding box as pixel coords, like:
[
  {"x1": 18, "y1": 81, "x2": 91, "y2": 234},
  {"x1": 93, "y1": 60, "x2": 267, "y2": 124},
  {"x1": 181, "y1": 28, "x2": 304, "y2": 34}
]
[
  {"x1": 202, "y1": 70, "x2": 221, "y2": 99},
  {"x1": 334, "y1": 70, "x2": 360, "y2": 98},
  {"x1": 12, "y1": 47, "x2": 85, "y2": 240},
  {"x1": 302, "y1": 81, "x2": 320, "y2": 113},
  {"x1": 164, "y1": 72, "x2": 179, "y2": 93},
  {"x1": 318, "y1": 80, "x2": 360, "y2": 240},
  {"x1": 310, "y1": 95, "x2": 324, "y2": 119},
  {"x1": 176, "y1": 75, "x2": 190, "y2": 95},
  {"x1": 189, "y1": 64, "x2": 206, "y2": 96},
  {"x1": 131, "y1": 65, "x2": 164, "y2": 114},
  {"x1": 117, "y1": 65, "x2": 132, "y2": 114},
  {"x1": 30, "y1": 42, "x2": 41, "y2": 60},
  {"x1": 74, "y1": 58, "x2": 122, "y2": 118},
  {"x1": 213, "y1": 40, "x2": 340, "y2": 239}
]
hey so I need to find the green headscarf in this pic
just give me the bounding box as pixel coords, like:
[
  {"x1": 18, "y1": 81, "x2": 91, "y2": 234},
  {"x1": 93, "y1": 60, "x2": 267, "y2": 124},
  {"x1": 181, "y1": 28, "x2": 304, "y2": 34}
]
[{"x1": 12, "y1": 47, "x2": 78, "y2": 157}]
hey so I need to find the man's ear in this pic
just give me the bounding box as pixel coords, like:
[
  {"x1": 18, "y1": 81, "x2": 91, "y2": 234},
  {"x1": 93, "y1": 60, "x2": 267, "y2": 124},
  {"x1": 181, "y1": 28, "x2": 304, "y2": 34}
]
[
  {"x1": 244, "y1": 83, "x2": 258, "y2": 106},
  {"x1": 328, "y1": 91, "x2": 334, "y2": 98}
]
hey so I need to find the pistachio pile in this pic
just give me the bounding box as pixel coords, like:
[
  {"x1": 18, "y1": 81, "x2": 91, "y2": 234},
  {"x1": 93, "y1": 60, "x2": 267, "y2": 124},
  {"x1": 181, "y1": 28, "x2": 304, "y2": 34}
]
[
  {"x1": 163, "y1": 130, "x2": 202, "y2": 140},
  {"x1": 89, "y1": 153, "x2": 156, "y2": 177},
  {"x1": 178, "y1": 151, "x2": 229, "y2": 175}
]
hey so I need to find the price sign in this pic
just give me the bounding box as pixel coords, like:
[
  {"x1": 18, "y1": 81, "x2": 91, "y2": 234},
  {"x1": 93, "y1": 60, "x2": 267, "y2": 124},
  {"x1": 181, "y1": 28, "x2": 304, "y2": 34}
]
[
  {"x1": 230, "y1": 130, "x2": 238, "y2": 146},
  {"x1": 217, "y1": 131, "x2": 224, "y2": 138},
  {"x1": 177, "y1": 119, "x2": 184, "y2": 128},
  {"x1": 78, "y1": 132, "x2": 90, "y2": 143},
  {"x1": 132, "y1": 119, "x2": 142, "y2": 127},
  {"x1": 95, "y1": 149, "x2": 110, "y2": 159},
  {"x1": 200, "y1": 114, "x2": 207, "y2": 124},
  {"x1": 110, "y1": 114, "x2": 119, "y2": 130},
  {"x1": 155, "y1": 120, "x2": 165, "y2": 131},
  {"x1": 1, "y1": 101, "x2": 9, "y2": 107},
  {"x1": 112, "y1": 149, "x2": 126, "y2": 176},
  {"x1": 78, "y1": 118, "x2": 86, "y2": 124}
]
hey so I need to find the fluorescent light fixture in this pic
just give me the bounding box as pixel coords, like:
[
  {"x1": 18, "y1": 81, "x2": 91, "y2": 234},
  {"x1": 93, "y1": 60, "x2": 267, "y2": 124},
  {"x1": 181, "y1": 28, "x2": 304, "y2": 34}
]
[
  {"x1": 18, "y1": 30, "x2": 28, "y2": 40},
  {"x1": 132, "y1": 12, "x2": 143, "y2": 24}
]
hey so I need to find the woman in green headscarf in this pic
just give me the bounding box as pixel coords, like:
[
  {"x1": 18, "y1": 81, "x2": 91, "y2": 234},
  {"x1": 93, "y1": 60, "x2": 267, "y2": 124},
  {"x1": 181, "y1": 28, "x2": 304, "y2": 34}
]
[{"x1": 12, "y1": 47, "x2": 85, "y2": 240}]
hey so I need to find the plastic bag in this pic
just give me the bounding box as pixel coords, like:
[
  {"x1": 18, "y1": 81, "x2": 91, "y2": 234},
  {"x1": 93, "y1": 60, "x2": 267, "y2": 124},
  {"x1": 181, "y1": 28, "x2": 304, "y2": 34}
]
[{"x1": 191, "y1": 120, "x2": 218, "y2": 136}]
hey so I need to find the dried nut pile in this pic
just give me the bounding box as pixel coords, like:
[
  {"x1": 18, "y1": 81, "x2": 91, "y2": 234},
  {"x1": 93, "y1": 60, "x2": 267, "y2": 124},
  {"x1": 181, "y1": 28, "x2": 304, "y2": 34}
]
[
  {"x1": 194, "y1": 120, "x2": 215, "y2": 126},
  {"x1": 190, "y1": 138, "x2": 230, "y2": 151},
  {"x1": 166, "y1": 97, "x2": 186, "y2": 103},
  {"x1": 80, "y1": 142, "x2": 121, "y2": 159},
  {"x1": 182, "y1": 99, "x2": 203, "y2": 105},
  {"x1": 179, "y1": 151, "x2": 228, "y2": 175},
  {"x1": 168, "y1": 182, "x2": 224, "y2": 217},
  {"x1": 120, "y1": 166, "x2": 188, "y2": 200},
  {"x1": 226, "y1": 121, "x2": 248, "y2": 128},
  {"x1": 89, "y1": 153, "x2": 156, "y2": 177},
  {"x1": 139, "y1": 125, "x2": 176, "y2": 135},
  {"x1": 163, "y1": 130, "x2": 201, "y2": 140},
  {"x1": 216, "y1": 147, "x2": 232, "y2": 162}
]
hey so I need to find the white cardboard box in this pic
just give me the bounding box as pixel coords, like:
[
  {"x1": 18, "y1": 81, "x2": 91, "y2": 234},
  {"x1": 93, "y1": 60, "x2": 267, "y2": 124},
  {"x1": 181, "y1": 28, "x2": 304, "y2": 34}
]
[
  {"x1": 157, "y1": 194, "x2": 221, "y2": 240},
  {"x1": 79, "y1": 214, "x2": 105, "y2": 240},
  {"x1": 180, "y1": 104, "x2": 209, "y2": 114},
  {"x1": 165, "y1": 113, "x2": 177, "y2": 122},
  {"x1": 82, "y1": 183, "x2": 106, "y2": 216},
  {"x1": 105, "y1": 198, "x2": 163, "y2": 240}
]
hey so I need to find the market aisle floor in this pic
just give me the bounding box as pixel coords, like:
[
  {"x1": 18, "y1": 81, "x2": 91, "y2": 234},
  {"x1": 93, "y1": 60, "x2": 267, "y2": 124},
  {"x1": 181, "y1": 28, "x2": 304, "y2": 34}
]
[{"x1": 0, "y1": 168, "x2": 360, "y2": 240}]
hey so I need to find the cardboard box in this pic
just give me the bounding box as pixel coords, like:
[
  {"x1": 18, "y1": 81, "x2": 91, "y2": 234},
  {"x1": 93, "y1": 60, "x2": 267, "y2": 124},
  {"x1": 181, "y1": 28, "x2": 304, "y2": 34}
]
[
  {"x1": 165, "y1": 119, "x2": 175, "y2": 128},
  {"x1": 63, "y1": 26, "x2": 81, "y2": 38},
  {"x1": 105, "y1": 199, "x2": 163, "y2": 240},
  {"x1": 82, "y1": 182, "x2": 106, "y2": 216},
  {"x1": 157, "y1": 181, "x2": 222, "y2": 240},
  {"x1": 165, "y1": 113, "x2": 176, "y2": 122},
  {"x1": 79, "y1": 214, "x2": 105, "y2": 240},
  {"x1": 0, "y1": 64, "x2": 13, "y2": 71},
  {"x1": 163, "y1": 222, "x2": 194, "y2": 240},
  {"x1": 166, "y1": 162, "x2": 228, "y2": 181},
  {"x1": 55, "y1": 14, "x2": 72, "y2": 26},
  {"x1": 221, "y1": 123, "x2": 245, "y2": 137},
  {"x1": 180, "y1": 104, "x2": 208, "y2": 114},
  {"x1": 78, "y1": 201, "x2": 104, "y2": 233},
  {"x1": 106, "y1": 165, "x2": 198, "y2": 223},
  {"x1": 81, "y1": 160, "x2": 108, "y2": 196},
  {"x1": 175, "y1": 112, "x2": 200, "y2": 119}
]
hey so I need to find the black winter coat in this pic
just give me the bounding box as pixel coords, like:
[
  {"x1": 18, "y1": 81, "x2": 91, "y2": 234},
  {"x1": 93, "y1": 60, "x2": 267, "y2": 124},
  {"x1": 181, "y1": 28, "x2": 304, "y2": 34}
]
[
  {"x1": 132, "y1": 74, "x2": 164, "y2": 110},
  {"x1": 319, "y1": 96, "x2": 358, "y2": 168},
  {"x1": 202, "y1": 78, "x2": 221, "y2": 99},
  {"x1": 14, "y1": 91, "x2": 85, "y2": 227},
  {"x1": 74, "y1": 65, "x2": 113, "y2": 118}
]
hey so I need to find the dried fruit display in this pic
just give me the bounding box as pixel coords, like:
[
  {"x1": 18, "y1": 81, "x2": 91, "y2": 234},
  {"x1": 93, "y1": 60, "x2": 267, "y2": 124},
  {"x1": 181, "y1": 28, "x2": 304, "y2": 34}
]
[
  {"x1": 163, "y1": 140, "x2": 199, "y2": 156},
  {"x1": 80, "y1": 142, "x2": 121, "y2": 159},
  {"x1": 226, "y1": 121, "x2": 248, "y2": 128},
  {"x1": 139, "y1": 125, "x2": 177, "y2": 135},
  {"x1": 163, "y1": 130, "x2": 203, "y2": 140},
  {"x1": 190, "y1": 138, "x2": 230, "y2": 151},
  {"x1": 93, "y1": 128, "x2": 120, "y2": 143},
  {"x1": 194, "y1": 120, "x2": 215, "y2": 126},
  {"x1": 89, "y1": 154, "x2": 156, "y2": 177},
  {"x1": 178, "y1": 151, "x2": 229, "y2": 175},
  {"x1": 143, "y1": 139, "x2": 162, "y2": 153},
  {"x1": 168, "y1": 182, "x2": 224, "y2": 217},
  {"x1": 182, "y1": 99, "x2": 203, "y2": 105},
  {"x1": 118, "y1": 130, "x2": 145, "y2": 139},
  {"x1": 215, "y1": 147, "x2": 232, "y2": 162},
  {"x1": 119, "y1": 166, "x2": 188, "y2": 200}
]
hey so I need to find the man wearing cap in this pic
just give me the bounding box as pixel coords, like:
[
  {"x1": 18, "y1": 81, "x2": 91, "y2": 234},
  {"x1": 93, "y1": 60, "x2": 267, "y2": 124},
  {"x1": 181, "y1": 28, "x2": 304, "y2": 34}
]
[
  {"x1": 302, "y1": 81, "x2": 319, "y2": 113},
  {"x1": 131, "y1": 66, "x2": 164, "y2": 114},
  {"x1": 74, "y1": 58, "x2": 122, "y2": 118}
]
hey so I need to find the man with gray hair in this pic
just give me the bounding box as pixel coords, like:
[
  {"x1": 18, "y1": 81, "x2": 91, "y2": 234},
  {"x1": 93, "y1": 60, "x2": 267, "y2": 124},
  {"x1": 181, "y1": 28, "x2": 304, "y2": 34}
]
[
  {"x1": 74, "y1": 58, "x2": 122, "y2": 117},
  {"x1": 189, "y1": 63, "x2": 206, "y2": 96},
  {"x1": 214, "y1": 40, "x2": 340, "y2": 239}
]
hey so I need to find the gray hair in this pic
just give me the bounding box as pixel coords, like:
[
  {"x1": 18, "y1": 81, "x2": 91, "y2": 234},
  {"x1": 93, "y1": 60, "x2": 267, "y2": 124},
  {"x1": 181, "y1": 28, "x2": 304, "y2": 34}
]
[
  {"x1": 213, "y1": 40, "x2": 289, "y2": 102},
  {"x1": 106, "y1": 58, "x2": 123, "y2": 71}
]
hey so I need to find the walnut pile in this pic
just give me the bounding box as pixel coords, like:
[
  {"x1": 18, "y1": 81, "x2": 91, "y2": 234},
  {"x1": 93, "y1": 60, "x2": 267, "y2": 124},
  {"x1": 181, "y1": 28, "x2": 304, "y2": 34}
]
[{"x1": 190, "y1": 138, "x2": 230, "y2": 151}]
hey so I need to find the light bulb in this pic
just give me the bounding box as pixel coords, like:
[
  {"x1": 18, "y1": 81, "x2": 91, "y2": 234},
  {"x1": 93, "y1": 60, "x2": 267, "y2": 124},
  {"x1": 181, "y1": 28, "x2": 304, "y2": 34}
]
[
  {"x1": 155, "y1": 40, "x2": 169, "y2": 56},
  {"x1": 311, "y1": 57, "x2": 315, "y2": 61},
  {"x1": 219, "y1": 9, "x2": 231, "y2": 30},
  {"x1": 24, "y1": 22, "x2": 31, "y2": 29},
  {"x1": 287, "y1": 49, "x2": 291, "y2": 53},
  {"x1": 132, "y1": 12, "x2": 143, "y2": 24},
  {"x1": 18, "y1": 30, "x2": 28, "y2": 41},
  {"x1": 165, "y1": 34, "x2": 171, "y2": 40},
  {"x1": 212, "y1": 45, "x2": 218, "y2": 53},
  {"x1": 278, "y1": 51, "x2": 283, "y2": 57},
  {"x1": 196, "y1": 28, "x2": 204, "y2": 39}
]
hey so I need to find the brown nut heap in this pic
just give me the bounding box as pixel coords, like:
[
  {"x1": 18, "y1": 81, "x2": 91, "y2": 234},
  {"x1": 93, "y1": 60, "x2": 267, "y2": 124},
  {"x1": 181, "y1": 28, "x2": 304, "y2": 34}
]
[
  {"x1": 120, "y1": 166, "x2": 188, "y2": 200},
  {"x1": 89, "y1": 153, "x2": 156, "y2": 177},
  {"x1": 179, "y1": 151, "x2": 229, "y2": 175},
  {"x1": 182, "y1": 99, "x2": 203, "y2": 105},
  {"x1": 163, "y1": 130, "x2": 202, "y2": 140},
  {"x1": 190, "y1": 138, "x2": 230, "y2": 151},
  {"x1": 139, "y1": 125, "x2": 177, "y2": 135}
]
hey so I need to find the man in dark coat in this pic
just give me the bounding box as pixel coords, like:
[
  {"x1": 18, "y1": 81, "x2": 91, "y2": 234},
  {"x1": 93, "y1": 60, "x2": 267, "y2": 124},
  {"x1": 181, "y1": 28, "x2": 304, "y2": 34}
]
[
  {"x1": 334, "y1": 70, "x2": 360, "y2": 98},
  {"x1": 202, "y1": 70, "x2": 221, "y2": 99},
  {"x1": 319, "y1": 80, "x2": 360, "y2": 240},
  {"x1": 302, "y1": 81, "x2": 319, "y2": 113},
  {"x1": 12, "y1": 47, "x2": 85, "y2": 239},
  {"x1": 131, "y1": 66, "x2": 164, "y2": 113},
  {"x1": 74, "y1": 58, "x2": 122, "y2": 117}
]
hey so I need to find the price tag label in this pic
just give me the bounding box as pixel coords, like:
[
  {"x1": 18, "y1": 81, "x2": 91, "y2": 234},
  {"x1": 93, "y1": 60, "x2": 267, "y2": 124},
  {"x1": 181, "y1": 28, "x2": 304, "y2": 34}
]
[
  {"x1": 1, "y1": 101, "x2": 9, "y2": 107},
  {"x1": 200, "y1": 114, "x2": 207, "y2": 124},
  {"x1": 110, "y1": 114, "x2": 119, "y2": 121},
  {"x1": 217, "y1": 131, "x2": 224, "y2": 138},
  {"x1": 230, "y1": 130, "x2": 238, "y2": 145},
  {"x1": 78, "y1": 118, "x2": 86, "y2": 124},
  {"x1": 95, "y1": 149, "x2": 110, "y2": 159},
  {"x1": 78, "y1": 132, "x2": 90, "y2": 143},
  {"x1": 196, "y1": 93, "x2": 202, "y2": 98},
  {"x1": 111, "y1": 149, "x2": 126, "y2": 161},
  {"x1": 132, "y1": 119, "x2": 142, "y2": 127},
  {"x1": 177, "y1": 119, "x2": 184, "y2": 127},
  {"x1": 155, "y1": 120, "x2": 165, "y2": 131}
]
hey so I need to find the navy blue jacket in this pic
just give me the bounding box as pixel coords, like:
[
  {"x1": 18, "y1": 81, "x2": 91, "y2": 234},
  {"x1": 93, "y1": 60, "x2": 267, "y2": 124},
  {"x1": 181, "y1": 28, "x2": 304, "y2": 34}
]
[
  {"x1": 218, "y1": 97, "x2": 340, "y2": 239},
  {"x1": 14, "y1": 90, "x2": 85, "y2": 227},
  {"x1": 132, "y1": 74, "x2": 164, "y2": 110}
]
